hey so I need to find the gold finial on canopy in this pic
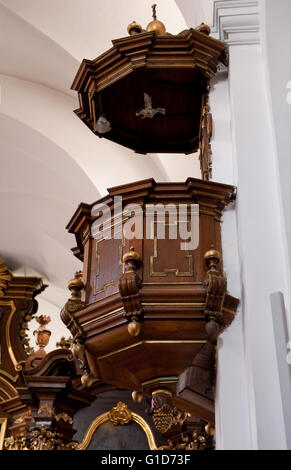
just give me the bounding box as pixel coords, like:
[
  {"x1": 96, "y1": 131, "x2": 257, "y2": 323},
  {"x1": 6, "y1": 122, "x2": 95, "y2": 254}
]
[{"x1": 146, "y1": 4, "x2": 166, "y2": 35}]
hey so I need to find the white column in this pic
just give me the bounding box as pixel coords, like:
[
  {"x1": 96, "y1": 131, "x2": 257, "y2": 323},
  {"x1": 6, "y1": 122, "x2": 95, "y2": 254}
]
[{"x1": 211, "y1": 0, "x2": 291, "y2": 450}]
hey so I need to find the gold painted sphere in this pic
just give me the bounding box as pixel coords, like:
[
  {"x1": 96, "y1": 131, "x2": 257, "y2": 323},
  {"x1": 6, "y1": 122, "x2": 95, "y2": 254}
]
[
  {"x1": 128, "y1": 320, "x2": 141, "y2": 337},
  {"x1": 81, "y1": 373, "x2": 94, "y2": 388},
  {"x1": 205, "y1": 423, "x2": 215, "y2": 437},
  {"x1": 132, "y1": 390, "x2": 143, "y2": 403},
  {"x1": 204, "y1": 247, "x2": 221, "y2": 264},
  {"x1": 67, "y1": 272, "x2": 84, "y2": 291},
  {"x1": 196, "y1": 22, "x2": 211, "y2": 35},
  {"x1": 123, "y1": 247, "x2": 141, "y2": 264},
  {"x1": 127, "y1": 21, "x2": 143, "y2": 35},
  {"x1": 146, "y1": 20, "x2": 166, "y2": 36}
]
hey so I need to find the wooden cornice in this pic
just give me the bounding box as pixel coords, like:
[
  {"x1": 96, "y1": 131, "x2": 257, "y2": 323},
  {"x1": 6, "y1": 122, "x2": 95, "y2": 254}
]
[
  {"x1": 68, "y1": 178, "x2": 235, "y2": 259},
  {"x1": 72, "y1": 28, "x2": 227, "y2": 92},
  {"x1": 4, "y1": 276, "x2": 46, "y2": 300}
]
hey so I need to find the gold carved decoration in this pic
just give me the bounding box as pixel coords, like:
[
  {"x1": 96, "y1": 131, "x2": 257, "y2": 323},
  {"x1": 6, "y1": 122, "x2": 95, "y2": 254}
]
[
  {"x1": 108, "y1": 401, "x2": 132, "y2": 426},
  {"x1": 160, "y1": 428, "x2": 214, "y2": 450},
  {"x1": 4, "y1": 425, "x2": 78, "y2": 451},
  {"x1": 54, "y1": 413, "x2": 73, "y2": 425},
  {"x1": 38, "y1": 404, "x2": 54, "y2": 416},
  {"x1": 0, "y1": 418, "x2": 7, "y2": 450},
  {"x1": 148, "y1": 389, "x2": 188, "y2": 435},
  {"x1": 3, "y1": 300, "x2": 19, "y2": 373},
  {"x1": 0, "y1": 259, "x2": 12, "y2": 297},
  {"x1": 33, "y1": 315, "x2": 51, "y2": 353},
  {"x1": 199, "y1": 91, "x2": 213, "y2": 181},
  {"x1": 20, "y1": 312, "x2": 35, "y2": 356},
  {"x1": 56, "y1": 336, "x2": 73, "y2": 349},
  {"x1": 78, "y1": 402, "x2": 158, "y2": 450},
  {"x1": 13, "y1": 409, "x2": 33, "y2": 425}
]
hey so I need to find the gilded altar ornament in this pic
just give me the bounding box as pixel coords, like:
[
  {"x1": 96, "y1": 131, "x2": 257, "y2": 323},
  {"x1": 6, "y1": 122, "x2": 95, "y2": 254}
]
[
  {"x1": 4, "y1": 425, "x2": 78, "y2": 451},
  {"x1": 159, "y1": 421, "x2": 214, "y2": 451},
  {"x1": 14, "y1": 408, "x2": 33, "y2": 424},
  {"x1": 20, "y1": 313, "x2": 35, "y2": 355},
  {"x1": 54, "y1": 413, "x2": 73, "y2": 425},
  {"x1": 146, "y1": 4, "x2": 166, "y2": 36},
  {"x1": 4, "y1": 433, "x2": 29, "y2": 451},
  {"x1": 108, "y1": 402, "x2": 132, "y2": 426},
  {"x1": 0, "y1": 258, "x2": 12, "y2": 297},
  {"x1": 33, "y1": 315, "x2": 51, "y2": 353},
  {"x1": 160, "y1": 431, "x2": 212, "y2": 451},
  {"x1": 78, "y1": 404, "x2": 158, "y2": 450},
  {"x1": 56, "y1": 336, "x2": 73, "y2": 349},
  {"x1": 38, "y1": 404, "x2": 54, "y2": 416},
  {"x1": 0, "y1": 418, "x2": 8, "y2": 450}
]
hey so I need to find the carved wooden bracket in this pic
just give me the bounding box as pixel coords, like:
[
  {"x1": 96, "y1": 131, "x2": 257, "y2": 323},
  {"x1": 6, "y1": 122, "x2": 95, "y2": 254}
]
[
  {"x1": 60, "y1": 272, "x2": 95, "y2": 387},
  {"x1": 119, "y1": 247, "x2": 143, "y2": 337},
  {"x1": 203, "y1": 246, "x2": 227, "y2": 342},
  {"x1": 199, "y1": 91, "x2": 213, "y2": 181},
  {"x1": 60, "y1": 271, "x2": 85, "y2": 340}
]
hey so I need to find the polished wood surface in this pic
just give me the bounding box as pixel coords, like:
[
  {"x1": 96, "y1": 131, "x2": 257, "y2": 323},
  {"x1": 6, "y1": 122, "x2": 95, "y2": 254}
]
[
  {"x1": 63, "y1": 178, "x2": 238, "y2": 422},
  {"x1": 72, "y1": 28, "x2": 227, "y2": 154}
]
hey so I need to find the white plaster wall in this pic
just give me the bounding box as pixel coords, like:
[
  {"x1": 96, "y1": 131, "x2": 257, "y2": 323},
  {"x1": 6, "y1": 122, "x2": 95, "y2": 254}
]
[
  {"x1": 210, "y1": 71, "x2": 251, "y2": 450},
  {"x1": 260, "y1": 0, "x2": 291, "y2": 336},
  {"x1": 226, "y1": 44, "x2": 289, "y2": 449},
  {"x1": 207, "y1": 0, "x2": 291, "y2": 448}
]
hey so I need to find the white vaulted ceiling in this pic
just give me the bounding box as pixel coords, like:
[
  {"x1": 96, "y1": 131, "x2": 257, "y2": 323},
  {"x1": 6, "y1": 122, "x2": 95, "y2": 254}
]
[{"x1": 0, "y1": 0, "x2": 214, "y2": 346}]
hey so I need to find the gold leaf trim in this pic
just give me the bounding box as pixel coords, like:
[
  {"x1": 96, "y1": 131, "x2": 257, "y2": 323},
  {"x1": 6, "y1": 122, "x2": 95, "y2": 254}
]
[{"x1": 78, "y1": 402, "x2": 157, "y2": 450}]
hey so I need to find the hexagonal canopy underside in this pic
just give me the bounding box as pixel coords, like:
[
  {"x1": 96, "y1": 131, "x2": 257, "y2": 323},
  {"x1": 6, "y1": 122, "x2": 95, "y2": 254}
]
[{"x1": 72, "y1": 29, "x2": 227, "y2": 154}]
